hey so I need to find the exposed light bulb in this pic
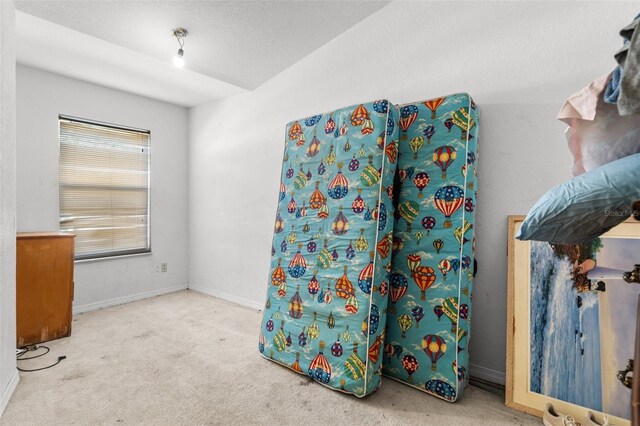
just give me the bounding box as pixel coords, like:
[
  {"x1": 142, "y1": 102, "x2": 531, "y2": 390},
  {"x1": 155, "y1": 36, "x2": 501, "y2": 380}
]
[{"x1": 173, "y1": 48, "x2": 184, "y2": 68}]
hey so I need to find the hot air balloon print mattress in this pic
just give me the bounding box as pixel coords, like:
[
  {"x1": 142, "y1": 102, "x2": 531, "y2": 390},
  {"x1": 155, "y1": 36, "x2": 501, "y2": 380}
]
[
  {"x1": 382, "y1": 93, "x2": 479, "y2": 402},
  {"x1": 260, "y1": 100, "x2": 400, "y2": 397}
]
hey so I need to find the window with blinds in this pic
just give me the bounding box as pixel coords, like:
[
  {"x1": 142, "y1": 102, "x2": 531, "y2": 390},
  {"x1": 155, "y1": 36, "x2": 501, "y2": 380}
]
[{"x1": 59, "y1": 116, "x2": 150, "y2": 260}]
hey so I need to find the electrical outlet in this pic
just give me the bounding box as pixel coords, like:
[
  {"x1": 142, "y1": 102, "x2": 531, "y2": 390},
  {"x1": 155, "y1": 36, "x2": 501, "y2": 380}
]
[{"x1": 161, "y1": 263, "x2": 167, "y2": 273}]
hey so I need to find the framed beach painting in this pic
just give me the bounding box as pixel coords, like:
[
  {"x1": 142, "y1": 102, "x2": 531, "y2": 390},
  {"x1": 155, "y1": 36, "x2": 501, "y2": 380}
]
[{"x1": 507, "y1": 215, "x2": 640, "y2": 425}]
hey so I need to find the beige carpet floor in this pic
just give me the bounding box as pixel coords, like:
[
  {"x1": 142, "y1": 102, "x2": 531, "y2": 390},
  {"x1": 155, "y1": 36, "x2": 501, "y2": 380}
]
[{"x1": 1, "y1": 290, "x2": 540, "y2": 425}]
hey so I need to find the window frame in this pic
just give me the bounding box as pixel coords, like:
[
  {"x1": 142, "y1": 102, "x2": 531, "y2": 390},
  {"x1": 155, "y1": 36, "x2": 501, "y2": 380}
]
[{"x1": 58, "y1": 114, "x2": 152, "y2": 261}]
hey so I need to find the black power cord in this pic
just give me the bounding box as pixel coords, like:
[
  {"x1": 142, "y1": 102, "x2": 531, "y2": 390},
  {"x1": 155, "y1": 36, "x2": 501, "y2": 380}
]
[{"x1": 16, "y1": 345, "x2": 66, "y2": 372}]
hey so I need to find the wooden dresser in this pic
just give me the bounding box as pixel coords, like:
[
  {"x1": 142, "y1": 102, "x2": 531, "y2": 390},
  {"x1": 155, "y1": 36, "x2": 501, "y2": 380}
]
[{"x1": 16, "y1": 232, "x2": 75, "y2": 348}]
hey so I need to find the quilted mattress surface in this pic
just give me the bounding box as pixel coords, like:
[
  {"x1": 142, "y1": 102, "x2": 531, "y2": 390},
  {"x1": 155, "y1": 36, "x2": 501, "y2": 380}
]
[
  {"x1": 382, "y1": 93, "x2": 479, "y2": 402},
  {"x1": 260, "y1": 100, "x2": 400, "y2": 397}
]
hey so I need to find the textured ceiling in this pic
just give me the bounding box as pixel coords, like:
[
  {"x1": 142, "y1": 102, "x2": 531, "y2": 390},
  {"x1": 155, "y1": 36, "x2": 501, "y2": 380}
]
[{"x1": 15, "y1": 0, "x2": 389, "y2": 90}]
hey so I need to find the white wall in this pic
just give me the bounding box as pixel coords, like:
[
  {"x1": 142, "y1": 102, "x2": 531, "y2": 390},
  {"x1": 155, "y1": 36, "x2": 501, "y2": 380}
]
[
  {"x1": 189, "y1": 1, "x2": 638, "y2": 382},
  {"x1": 16, "y1": 65, "x2": 189, "y2": 312},
  {"x1": 0, "y1": 0, "x2": 18, "y2": 416}
]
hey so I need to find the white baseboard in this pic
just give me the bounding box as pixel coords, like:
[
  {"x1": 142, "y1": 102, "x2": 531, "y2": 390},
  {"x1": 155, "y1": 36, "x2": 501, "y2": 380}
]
[
  {"x1": 73, "y1": 284, "x2": 188, "y2": 314},
  {"x1": 188, "y1": 284, "x2": 263, "y2": 311},
  {"x1": 0, "y1": 369, "x2": 19, "y2": 417},
  {"x1": 469, "y1": 362, "x2": 506, "y2": 385}
]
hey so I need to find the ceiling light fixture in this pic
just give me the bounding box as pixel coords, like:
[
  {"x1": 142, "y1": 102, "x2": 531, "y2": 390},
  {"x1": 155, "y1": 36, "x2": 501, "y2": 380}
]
[{"x1": 171, "y1": 27, "x2": 188, "y2": 68}]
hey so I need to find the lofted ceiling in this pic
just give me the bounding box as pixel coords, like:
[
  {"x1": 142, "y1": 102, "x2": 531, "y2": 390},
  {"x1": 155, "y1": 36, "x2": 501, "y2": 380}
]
[{"x1": 14, "y1": 0, "x2": 389, "y2": 106}]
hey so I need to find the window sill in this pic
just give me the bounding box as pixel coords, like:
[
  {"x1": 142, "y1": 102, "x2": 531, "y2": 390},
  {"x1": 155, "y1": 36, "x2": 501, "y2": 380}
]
[{"x1": 74, "y1": 250, "x2": 152, "y2": 264}]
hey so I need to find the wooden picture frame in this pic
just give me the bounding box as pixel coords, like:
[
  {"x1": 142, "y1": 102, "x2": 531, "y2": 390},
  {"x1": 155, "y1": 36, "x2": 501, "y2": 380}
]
[{"x1": 506, "y1": 215, "x2": 640, "y2": 425}]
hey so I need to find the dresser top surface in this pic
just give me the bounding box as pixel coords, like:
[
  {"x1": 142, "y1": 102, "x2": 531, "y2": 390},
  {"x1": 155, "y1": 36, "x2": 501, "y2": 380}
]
[{"x1": 17, "y1": 232, "x2": 75, "y2": 239}]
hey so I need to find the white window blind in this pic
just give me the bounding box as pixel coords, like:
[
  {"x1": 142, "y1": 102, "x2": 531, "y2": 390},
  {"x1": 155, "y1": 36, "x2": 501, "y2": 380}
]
[{"x1": 59, "y1": 116, "x2": 150, "y2": 260}]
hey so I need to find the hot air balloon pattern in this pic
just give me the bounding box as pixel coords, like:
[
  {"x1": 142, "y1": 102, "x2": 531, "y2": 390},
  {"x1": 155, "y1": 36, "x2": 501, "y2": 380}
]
[
  {"x1": 259, "y1": 332, "x2": 266, "y2": 353},
  {"x1": 459, "y1": 304, "x2": 469, "y2": 320},
  {"x1": 433, "y1": 146, "x2": 457, "y2": 179},
  {"x1": 465, "y1": 197, "x2": 474, "y2": 212},
  {"x1": 425, "y1": 379, "x2": 456, "y2": 401},
  {"x1": 318, "y1": 203, "x2": 329, "y2": 219},
  {"x1": 434, "y1": 305, "x2": 444, "y2": 321},
  {"x1": 389, "y1": 273, "x2": 408, "y2": 312},
  {"x1": 368, "y1": 336, "x2": 383, "y2": 364},
  {"x1": 288, "y1": 245, "x2": 307, "y2": 278},
  {"x1": 406, "y1": 253, "x2": 421, "y2": 273},
  {"x1": 331, "y1": 207, "x2": 349, "y2": 236},
  {"x1": 361, "y1": 118, "x2": 374, "y2": 135},
  {"x1": 344, "y1": 343, "x2": 366, "y2": 381},
  {"x1": 306, "y1": 238, "x2": 317, "y2": 254},
  {"x1": 326, "y1": 144, "x2": 336, "y2": 166},
  {"x1": 307, "y1": 312, "x2": 320, "y2": 341},
  {"x1": 309, "y1": 182, "x2": 326, "y2": 209},
  {"x1": 271, "y1": 259, "x2": 286, "y2": 287},
  {"x1": 413, "y1": 266, "x2": 436, "y2": 301},
  {"x1": 423, "y1": 124, "x2": 436, "y2": 144},
  {"x1": 324, "y1": 116, "x2": 335, "y2": 134},
  {"x1": 377, "y1": 203, "x2": 388, "y2": 231},
  {"x1": 409, "y1": 136, "x2": 424, "y2": 160},
  {"x1": 262, "y1": 100, "x2": 401, "y2": 396},
  {"x1": 360, "y1": 155, "x2": 380, "y2": 187},
  {"x1": 438, "y1": 259, "x2": 452, "y2": 281},
  {"x1": 367, "y1": 304, "x2": 380, "y2": 335},
  {"x1": 351, "y1": 189, "x2": 365, "y2": 214},
  {"x1": 289, "y1": 285, "x2": 303, "y2": 319},
  {"x1": 413, "y1": 172, "x2": 429, "y2": 198},
  {"x1": 335, "y1": 266, "x2": 354, "y2": 300},
  {"x1": 308, "y1": 271, "x2": 319, "y2": 295},
  {"x1": 433, "y1": 239, "x2": 444, "y2": 254},
  {"x1": 373, "y1": 99, "x2": 388, "y2": 114},
  {"x1": 444, "y1": 117, "x2": 454, "y2": 132},
  {"x1": 274, "y1": 321, "x2": 287, "y2": 352},
  {"x1": 452, "y1": 107, "x2": 476, "y2": 140},
  {"x1": 348, "y1": 155, "x2": 359, "y2": 172},
  {"x1": 286, "y1": 192, "x2": 297, "y2": 214},
  {"x1": 308, "y1": 341, "x2": 332, "y2": 384},
  {"x1": 345, "y1": 242, "x2": 355, "y2": 260},
  {"x1": 434, "y1": 186, "x2": 464, "y2": 228},
  {"x1": 345, "y1": 294, "x2": 358, "y2": 314},
  {"x1": 454, "y1": 219, "x2": 472, "y2": 245},
  {"x1": 414, "y1": 231, "x2": 424, "y2": 244},
  {"x1": 298, "y1": 327, "x2": 307, "y2": 347},
  {"x1": 327, "y1": 163, "x2": 348, "y2": 199},
  {"x1": 288, "y1": 121, "x2": 302, "y2": 141},
  {"x1": 296, "y1": 132, "x2": 306, "y2": 147},
  {"x1": 422, "y1": 334, "x2": 447, "y2": 371},
  {"x1": 401, "y1": 354, "x2": 419, "y2": 382},
  {"x1": 274, "y1": 209, "x2": 284, "y2": 234},
  {"x1": 421, "y1": 216, "x2": 436, "y2": 235},
  {"x1": 350, "y1": 104, "x2": 370, "y2": 126},
  {"x1": 424, "y1": 97, "x2": 445, "y2": 119},
  {"x1": 399, "y1": 105, "x2": 418, "y2": 140},
  {"x1": 398, "y1": 314, "x2": 413, "y2": 338},
  {"x1": 354, "y1": 228, "x2": 368, "y2": 252},
  {"x1": 317, "y1": 239, "x2": 333, "y2": 270},
  {"x1": 304, "y1": 114, "x2": 322, "y2": 127},
  {"x1": 357, "y1": 252, "x2": 375, "y2": 294},
  {"x1": 291, "y1": 352, "x2": 303, "y2": 373},
  {"x1": 398, "y1": 200, "x2": 419, "y2": 232},
  {"x1": 411, "y1": 306, "x2": 425, "y2": 328},
  {"x1": 327, "y1": 311, "x2": 335, "y2": 329},
  {"x1": 442, "y1": 297, "x2": 459, "y2": 333},
  {"x1": 331, "y1": 335, "x2": 343, "y2": 357}
]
